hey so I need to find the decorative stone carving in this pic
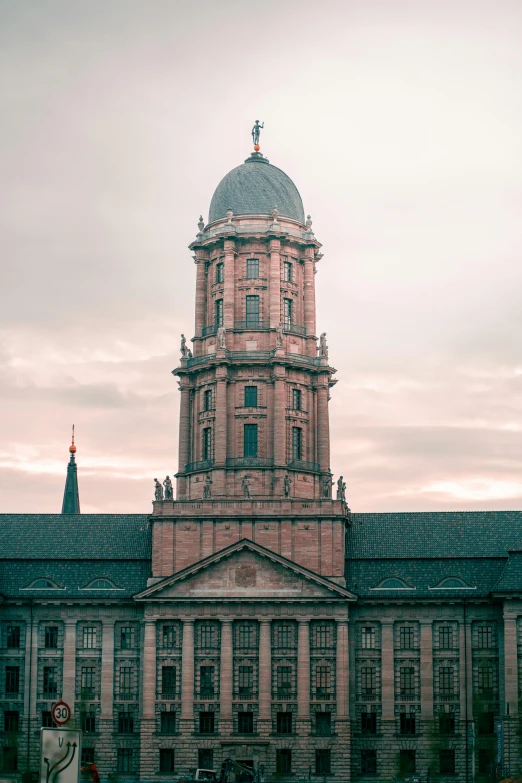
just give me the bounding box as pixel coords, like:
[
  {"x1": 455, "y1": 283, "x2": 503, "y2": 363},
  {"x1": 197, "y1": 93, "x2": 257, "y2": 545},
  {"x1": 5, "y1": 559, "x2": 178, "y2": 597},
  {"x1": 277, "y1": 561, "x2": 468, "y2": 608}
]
[
  {"x1": 180, "y1": 334, "x2": 188, "y2": 357},
  {"x1": 163, "y1": 476, "x2": 173, "y2": 500},
  {"x1": 198, "y1": 215, "x2": 204, "y2": 232},
  {"x1": 276, "y1": 323, "x2": 284, "y2": 348},
  {"x1": 241, "y1": 474, "x2": 251, "y2": 499},
  {"x1": 319, "y1": 332, "x2": 328, "y2": 357},
  {"x1": 154, "y1": 478, "x2": 164, "y2": 501},
  {"x1": 217, "y1": 325, "x2": 226, "y2": 349},
  {"x1": 336, "y1": 476, "x2": 346, "y2": 502},
  {"x1": 203, "y1": 474, "x2": 213, "y2": 499},
  {"x1": 322, "y1": 475, "x2": 332, "y2": 499},
  {"x1": 283, "y1": 474, "x2": 292, "y2": 498}
]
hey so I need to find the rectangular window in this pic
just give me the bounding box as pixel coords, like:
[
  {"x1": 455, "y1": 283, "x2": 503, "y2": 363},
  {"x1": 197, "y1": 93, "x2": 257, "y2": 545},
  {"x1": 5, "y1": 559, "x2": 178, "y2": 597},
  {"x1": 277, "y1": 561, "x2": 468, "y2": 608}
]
[
  {"x1": 162, "y1": 625, "x2": 176, "y2": 649},
  {"x1": 439, "y1": 626, "x2": 453, "y2": 649},
  {"x1": 478, "y1": 711, "x2": 494, "y2": 735},
  {"x1": 2, "y1": 747, "x2": 17, "y2": 772},
  {"x1": 283, "y1": 298, "x2": 292, "y2": 328},
  {"x1": 276, "y1": 749, "x2": 291, "y2": 774},
  {"x1": 4, "y1": 711, "x2": 19, "y2": 733},
  {"x1": 245, "y1": 295, "x2": 260, "y2": 326},
  {"x1": 400, "y1": 712, "x2": 416, "y2": 735},
  {"x1": 277, "y1": 666, "x2": 292, "y2": 699},
  {"x1": 400, "y1": 749, "x2": 416, "y2": 775},
  {"x1": 204, "y1": 389, "x2": 213, "y2": 411},
  {"x1": 202, "y1": 427, "x2": 212, "y2": 461},
  {"x1": 43, "y1": 666, "x2": 57, "y2": 696},
  {"x1": 276, "y1": 624, "x2": 293, "y2": 648},
  {"x1": 117, "y1": 748, "x2": 133, "y2": 773},
  {"x1": 42, "y1": 711, "x2": 55, "y2": 728},
  {"x1": 244, "y1": 386, "x2": 258, "y2": 407},
  {"x1": 399, "y1": 626, "x2": 414, "y2": 649},
  {"x1": 439, "y1": 712, "x2": 455, "y2": 735},
  {"x1": 292, "y1": 427, "x2": 302, "y2": 460},
  {"x1": 316, "y1": 665, "x2": 331, "y2": 699},
  {"x1": 83, "y1": 626, "x2": 97, "y2": 649},
  {"x1": 478, "y1": 749, "x2": 494, "y2": 774},
  {"x1": 161, "y1": 666, "x2": 176, "y2": 699},
  {"x1": 5, "y1": 666, "x2": 19, "y2": 695},
  {"x1": 246, "y1": 258, "x2": 260, "y2": 279},
  {"x1": 276, "y1": 712, "x2": 293, "y2": 734},
  {"x1": 477, "y1": 624, "x2": 493, "y2": 649},
  {"x1": 81, "y1": 666, "x2": 95, "y2": 699},
  {"x1": 243, "y1": 424, "x2": 258, "y2": 458},
  {"x1": 198, "y1": 749, "x2": 213, "y2": 770},
  {"x1": 361, "y1": 749, "x2": 377, "y2": 774},
  {"x1": 361, "y1": 626, "x2": 376, "y2": 649},
  {"x1": 439, "y1": 749, "x2": 455, "y2": 775},
  {"x1": 44, "y1": 626, "x2": 58, "y2": 649},
  {"x1": 238, "y1": 666, "x2": 253, "y2": 697},
  {"x1": 159, "y1": 749, "x2": 175, "y2": 773},
  {"x1": 400, "y1": 667, "x2": 414, "y2": 695},
  {"x1": 200, "y1": 665, "x2": 214, "y2": 699},
  {"x1": 315, "y1": 749, "x2": 331, "y2": 775},
  {"x1": 314, "y1": 624, "x2": 332, "y2": 648},
  {"x1": 199, "y1": 711, "x2": 215, "y2": 734},
  {"x1": 120, "y1": 626, "x2": 134, "y2": 649},
  {"x1": 6, "y1": 626, "x2": 21, "y2": 649},
  {"x1": 81, "y1": 712, "x2": 96, "y2": 733},
  {"x1": 439, "y1": 667, "x2": 454, "y2": 696},
  {"x1": 81, "y1": 748, "x2": 95, "y2": 765},
  {"x1": 361, "y1": 667, "x2": 376, "y2": 695},
  {"x1": 477, "y1": 665, "x2": 494, "y2": 697},
  {"x1": 199, "y1": 623, "x2": 216, "y2": 648},
  {"x1": 216, "y1": 262, "x2": 224, "y2": 284},
  {"x1": 119, "y1": 666, "x2": 132, "y2": 699},
  {"x1": 316, "y1": 712, "x2": 332, "y2": 735},
  {"x1": 215, "y1": 298, "x2": 223, "y2": 327},
  {"x1": 160, "y1": 711, "x2": 176, "y2": 734},
  {"x1": 237, "y1": 624, "x2": 254, "y2": 649},
  {"x1": 361, "y1": 712, "x2": 377, "y2": 734},
  {"x1": 118, "y1": 712, "x2": 134, "y2": 734},
  {"x1": 291, "y1": 388, "x2": 301, "y2": 410},
  {"x1": 282, "y1": 261, "x2": 292, "y2": 283},
  {"x1": 237, "y1": 712, "x2": 253, "y2": 734}
]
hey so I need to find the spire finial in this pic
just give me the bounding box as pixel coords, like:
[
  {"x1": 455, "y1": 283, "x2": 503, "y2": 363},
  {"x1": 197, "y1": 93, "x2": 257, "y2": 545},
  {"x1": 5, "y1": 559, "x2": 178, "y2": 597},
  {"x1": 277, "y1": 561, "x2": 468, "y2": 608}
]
[
  {"x1": 251, "y1": 120, "x2": 264, "y2": 152},
  {"x1": 69, "y1": 424, "x2": 76, "y2": 453},
  {"x1": 62, "y1": 424, "x2": 80, "y2": 513}
]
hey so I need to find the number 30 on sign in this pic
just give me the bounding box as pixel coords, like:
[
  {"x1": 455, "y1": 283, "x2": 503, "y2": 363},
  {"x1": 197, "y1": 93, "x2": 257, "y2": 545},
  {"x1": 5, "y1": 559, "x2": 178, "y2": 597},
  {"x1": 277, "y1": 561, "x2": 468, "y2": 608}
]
[{"x1": 51, "y1": 700, "x2": 71, "y2": 726}]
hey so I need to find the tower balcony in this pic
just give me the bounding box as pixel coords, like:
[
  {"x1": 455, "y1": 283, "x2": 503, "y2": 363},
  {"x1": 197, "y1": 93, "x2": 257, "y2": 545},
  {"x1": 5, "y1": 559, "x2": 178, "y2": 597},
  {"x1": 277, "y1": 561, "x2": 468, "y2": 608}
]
[
  {"x1": 234, "y1": 320, "x2": 271, "y2": 330},
  {"x1": 287, "y1": 459, "x2": 321, "y2": 472},
  {"x1": 226, "y1": 457, "x2": 274, "y2": 468},
  {"x1": 185, "y1": 459, "x2": 215, "y2": 472},
  {"x1": 201, "y1": 324, "x2": 217, "y2": 336}
]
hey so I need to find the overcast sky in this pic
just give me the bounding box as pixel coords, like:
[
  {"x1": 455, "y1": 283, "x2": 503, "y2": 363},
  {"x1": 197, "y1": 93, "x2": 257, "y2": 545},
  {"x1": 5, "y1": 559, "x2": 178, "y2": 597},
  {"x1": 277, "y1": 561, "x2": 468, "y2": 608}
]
[{"x1": 1, "y1": 0, "x2": 521, "y2": 513}]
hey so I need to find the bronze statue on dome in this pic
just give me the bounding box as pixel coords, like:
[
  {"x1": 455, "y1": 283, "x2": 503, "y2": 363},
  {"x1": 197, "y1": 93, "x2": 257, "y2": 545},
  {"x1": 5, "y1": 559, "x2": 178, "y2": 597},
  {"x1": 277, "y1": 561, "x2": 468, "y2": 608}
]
[{"x1": 252, "y1": 120, "x2": 264, "y2": 147}]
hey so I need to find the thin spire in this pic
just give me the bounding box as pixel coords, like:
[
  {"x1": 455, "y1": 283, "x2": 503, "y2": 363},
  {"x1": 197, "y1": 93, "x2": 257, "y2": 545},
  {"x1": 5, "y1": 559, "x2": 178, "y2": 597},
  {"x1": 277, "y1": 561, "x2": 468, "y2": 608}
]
[{"x1": 61, "y1": 425, "x2": 80, "y2": 514}]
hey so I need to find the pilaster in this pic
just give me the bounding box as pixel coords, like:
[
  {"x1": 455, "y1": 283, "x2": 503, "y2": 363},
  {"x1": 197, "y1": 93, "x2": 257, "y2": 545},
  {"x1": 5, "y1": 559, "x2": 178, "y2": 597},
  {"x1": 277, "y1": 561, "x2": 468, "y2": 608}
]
[
  {"x1": 297, "y1": 620, "x2": 311, "y2": 732},
  {"x1": 194, "y1": 251, "x2": 207, "y2": 339},
  {"x1": 303, "y1": 248, "x2": 316, "y2": 336},
  {"x1": 269, "y1": 239, "x2": 281, "y2": 328},
  {"x1": 381, "y1": 620, "x2": 395, "y2": 720},
  {"x1": 62, "y1": 619, "x2": 76, "y2": 712},
  {"x1": 503, "y1": 609, "x2": 518, "y2": 715},
  {"x1": 220, "y1": 620, "x2": 233, "y2": 733},
  {"x1": 223, "y1": 239, "x2": 235, "y2": 329},
  {"x1": 258, "y1": 620, "x2": 272, "y2": 735},
  {"x1": 180, "y1": 620, "x2": 195, "y2": 729},
  {"x1": 420, "y1": 620, "x2": 433, "y2": 718}
]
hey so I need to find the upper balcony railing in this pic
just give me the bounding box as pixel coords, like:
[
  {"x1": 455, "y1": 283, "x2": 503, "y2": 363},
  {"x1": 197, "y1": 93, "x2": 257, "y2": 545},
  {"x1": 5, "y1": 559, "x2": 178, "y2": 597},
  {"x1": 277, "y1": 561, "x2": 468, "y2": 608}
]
[
  {"x1": 226, "y1": 457, "x2": 274, "y2": 468},
  {"x1": 201, "y1": 324, "x2": 217, "y2": 336},
  {"x1": 185, "y1": 459, "x2": 214, "y2": 472},
  {"x1": 185, "y1": 350, "x2": 325, "y2": 370},
  {"x1": 234, "y1": 320, "x2": 271, "y2": 330},
  {"x1": 284, "y1": 323, "x2": 306, "y2": 336},
  {"x1": 288, "y1": 459, "x2": 321, "y2": 472}
]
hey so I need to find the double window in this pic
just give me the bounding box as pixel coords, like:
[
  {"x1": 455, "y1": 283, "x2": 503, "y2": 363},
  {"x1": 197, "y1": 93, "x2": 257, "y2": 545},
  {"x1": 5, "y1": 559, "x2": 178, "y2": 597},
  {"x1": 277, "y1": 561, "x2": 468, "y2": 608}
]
[
  {"x1": 80, "y1": 666, "x2": 95, "y2": 699},
  {"x1": 215, "y1": 262, "x2": 224, "y2": 284},
  {"x1": 81, "y1": 712, "x2": 96, "y2": 733},
  {"x1": 118, "y1": 712, "x2": 134, "y2": 734},
  {"x1": 282, "y1": 261, "x2": 292, "y2": 282},
  {"x1": 238, "y1": 666, "x2": 253, "y2": 697},
  {"x1": 361, "y1": 750, "x2": 377, "y2": 774},
  {"x1": 439, "y1": 667, "x2": 454, "y2": 696},
  {"x1": 439, "y1": 626, "x2": 453, "y2": 649},
  {"x1": 245, "y1": 295, "x2": 260, "y2": 326},
  {"x1": 400, "y1": 712, "x2": 416, "y2": 735},
  {"x1": 315, "y1": 749, "x2": 331, "y2": 775},
  {"x1": 277, "y1": 666, "x2": 292, "y2": 699},
  {"x1": 399, "y1": 626, "x2": 414, "y2": 649},
  {"x1": 316, "y1": 712, "x2": 332, "y2": 735},
  {"x1": 204, "y1": 390, "x2": 212, "y2": 411},
  {"x1": 199, "y1": 711, "x2": 215, "y2": 734},
  {"x1": 5, "y1": 666, "x2": 19, "y2": 695},
  {"x1": 276, "y1": 750, "x2": 292, "y2": 774},
  {"x1": 361, "y1": 667, "x2": 376, "y2": 695},
  {"x1": 400, "y1": 667, "x2": 415, "y2": 695},
  {"x1": 291, "y1": 388, "x2": 301, "y2": 411},
  {"x1": 161, "y1": 625, "x2": 176, "y2": 649},
  {"x1": 243, "y1": 424, "x2": 258, "y2": 458},
  {"x1": 361, "y1": 626, "x2": 376, "y2": 649},
  {"x1": 246, "y1": 258, "x2": 259, "y2": 279},
  {"x1": 117, "y1": 749, "x2": 133, "y2": 773},
  {"x1": 120, "y1": 626, "x2": 135, "y2": 649},
  {"x1": 477, "y1": 624, "x2": 493, "y2": 649},
  {"x1": 4, "y1": 711, "x2": 19, "y2": 733},
  {"x1": 83, "y1": 626, "x2": 97, "y2": 649},
  {"x1": 315, "y1": 665, "x2": 331, "y2": 699},
  {"x1": 361, "y1": 711, "x2": 376, "y2": 734}
]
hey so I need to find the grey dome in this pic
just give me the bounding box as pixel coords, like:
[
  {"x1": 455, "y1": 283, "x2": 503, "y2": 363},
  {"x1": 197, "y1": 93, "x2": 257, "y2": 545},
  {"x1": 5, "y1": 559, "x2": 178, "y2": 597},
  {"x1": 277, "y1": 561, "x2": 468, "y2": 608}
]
[{"x1": 209, "y1": 154, "x2": 305, "y2": 224}]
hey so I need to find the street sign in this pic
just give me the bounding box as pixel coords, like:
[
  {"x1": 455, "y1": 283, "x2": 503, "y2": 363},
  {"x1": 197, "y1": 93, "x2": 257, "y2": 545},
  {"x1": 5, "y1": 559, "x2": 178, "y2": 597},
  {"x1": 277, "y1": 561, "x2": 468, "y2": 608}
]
[
  {"x1": 40, "y1": 728, "x2": 81, "y2": 783},
  {"x1": 51, "y1": 701, "x2": 71, "y2": 727}
]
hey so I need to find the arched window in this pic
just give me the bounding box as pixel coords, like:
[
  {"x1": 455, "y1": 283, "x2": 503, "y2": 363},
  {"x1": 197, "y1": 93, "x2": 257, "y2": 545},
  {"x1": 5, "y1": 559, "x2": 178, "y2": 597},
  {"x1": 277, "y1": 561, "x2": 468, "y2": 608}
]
[
  {"x1": 372, "y1": 578, "x2": 414, "y2": 590},
  {"x1": 430, "y1": 577, "x2": 475, "y2": 590},
  {"x1": 22, "y1": 578, "x2": 62, "y2": 590},
  {"x1": 82, "y1": 578, "x2": 120, "y2": 590}
]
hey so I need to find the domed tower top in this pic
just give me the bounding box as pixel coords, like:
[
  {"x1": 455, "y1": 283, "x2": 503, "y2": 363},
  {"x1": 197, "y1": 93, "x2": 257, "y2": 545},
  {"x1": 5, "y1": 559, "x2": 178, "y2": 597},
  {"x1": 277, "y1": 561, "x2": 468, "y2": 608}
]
[{"x1": 208, "y1": 153, "x2": 305, "y2": 225}]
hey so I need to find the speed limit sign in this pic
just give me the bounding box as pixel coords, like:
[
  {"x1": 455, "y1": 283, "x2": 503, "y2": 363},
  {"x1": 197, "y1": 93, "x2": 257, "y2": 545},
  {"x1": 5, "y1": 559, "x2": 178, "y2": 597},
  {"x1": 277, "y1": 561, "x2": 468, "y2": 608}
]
[{"x1": 51, "y1": 700, "x2": 71, "y2": 726}]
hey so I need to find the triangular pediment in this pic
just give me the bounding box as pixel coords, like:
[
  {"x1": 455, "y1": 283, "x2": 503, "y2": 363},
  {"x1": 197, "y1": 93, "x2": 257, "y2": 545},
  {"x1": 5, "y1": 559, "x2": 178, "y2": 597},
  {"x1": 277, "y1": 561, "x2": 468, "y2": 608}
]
[{"x1": 134, "y1": 539, "x2": 356, "y2": 601}]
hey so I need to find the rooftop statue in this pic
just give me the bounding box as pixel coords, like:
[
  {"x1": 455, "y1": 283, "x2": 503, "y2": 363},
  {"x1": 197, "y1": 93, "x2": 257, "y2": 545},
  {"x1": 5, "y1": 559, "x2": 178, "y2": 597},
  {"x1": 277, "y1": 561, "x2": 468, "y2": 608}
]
[{"x1": 252, "y1": 120, "x2": 264, "y2": 147}]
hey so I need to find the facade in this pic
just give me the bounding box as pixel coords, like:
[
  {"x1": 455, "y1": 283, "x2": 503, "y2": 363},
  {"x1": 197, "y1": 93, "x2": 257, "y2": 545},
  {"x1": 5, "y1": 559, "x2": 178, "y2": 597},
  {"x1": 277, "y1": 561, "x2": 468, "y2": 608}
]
[{"x1": 1, "y1": 137, "x2": 522, "y2": 783}]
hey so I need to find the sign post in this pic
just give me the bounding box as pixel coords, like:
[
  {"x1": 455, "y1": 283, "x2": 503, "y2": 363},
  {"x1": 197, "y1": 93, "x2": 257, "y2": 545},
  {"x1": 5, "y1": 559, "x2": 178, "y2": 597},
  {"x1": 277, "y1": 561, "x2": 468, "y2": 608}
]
[
  {"x1": 51, "y1": 701, "x2": 72, "y2": 727},
  {"x1": 41, "y1": 703, "x2": 80, "y2": 783}
]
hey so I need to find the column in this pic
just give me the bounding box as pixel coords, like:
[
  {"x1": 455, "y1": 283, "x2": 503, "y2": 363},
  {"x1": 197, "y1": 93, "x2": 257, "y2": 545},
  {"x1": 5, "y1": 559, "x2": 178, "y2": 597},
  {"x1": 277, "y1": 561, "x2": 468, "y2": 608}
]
[
  {"x1": 381, "y1": 621, "x2": 395, "y2": 720},
  {"x1": 273, "y1": 371, "x2": 286, "y2": 466},
  {"x1": 23, "y1": 614, "x2": 36, "y2": 760},
  {"x1": 420, "y1": 621, "x2": 433, "y2": 719},
  {"x1": 303, "y1": 251, "x2": 316, "y2": 336},
  {"x1": 62, "y1": 620, "x2": 76, "y2": 711},
  {"x1": 269, "y1": 238, "x2": 281, "y2": 328},
  {"x1": 336, "y1": 621, "x2": 349, "y2": 720},
  {"x1": 316, "y1": 383, "x2": 330, "y2": 472},
  {"x1": 220, "y1": 621, "x2": 233, "y2": 729},
  {"x1": 194, "y1": 253, "x2": 207, "y2": 338},
  {"x1": 459, "y1": 619, "x2": 473, "y2": 721},
  {"x1": 259, "y1": 621, "x2": 272, "y2": 729},
  {"x1": 503, "y1": 611, "x2": 518, "y2": 715},
  {"x1": 181, "y1": 620, "x2": 195, "y2": 721},
  {"x1": 142, "y1": 621, "x2": 156, "y2": 719},
  {"x1": 297, "y1": 621, "x2": 310, "y2": 723},
  {"x1": 178, "y1": 382, "x2": 191, "y2": 472},
  {"x1": 223, "y1": 239, "x2": 235, "y2": 329},
  {"x1": 100, "y1": 620, "x2": 115, "y2": 719},
  {"x1": 215, "y1": 373, "x2": 228, "y2": 465}
]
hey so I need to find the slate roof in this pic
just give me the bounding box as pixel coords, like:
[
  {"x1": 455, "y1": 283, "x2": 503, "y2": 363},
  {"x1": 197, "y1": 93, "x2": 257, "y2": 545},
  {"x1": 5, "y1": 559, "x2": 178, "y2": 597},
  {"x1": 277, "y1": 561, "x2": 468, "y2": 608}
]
[{"x1": 208, "y1": 154, "x2": 305, "y2": 224}]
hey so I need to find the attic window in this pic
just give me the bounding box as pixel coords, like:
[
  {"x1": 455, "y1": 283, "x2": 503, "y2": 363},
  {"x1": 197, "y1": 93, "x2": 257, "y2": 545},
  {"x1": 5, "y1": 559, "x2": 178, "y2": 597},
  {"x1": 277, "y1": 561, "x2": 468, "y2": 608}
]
[
  {"x1": 372, "y1": 578, "x2": 415, "y2": 590},
  {"x1": 82, "y1": 579, "x2": 121, "y2": 590},
  {"x1": 22, "y1": 578, "x2": 63, "y2": 590},
  {"x1": 429, "y1": 578, "x2": 476, "y2": 590}
]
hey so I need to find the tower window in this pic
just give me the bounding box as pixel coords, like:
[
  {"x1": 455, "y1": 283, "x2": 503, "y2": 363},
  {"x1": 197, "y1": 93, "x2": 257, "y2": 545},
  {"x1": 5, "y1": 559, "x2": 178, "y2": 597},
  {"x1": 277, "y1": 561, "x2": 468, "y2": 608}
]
[
  {"x1": 215, "y1": 299, "x2": 223, "y2": 327},
  {"x1": 204, "y1": 390, "x2": 212, "y2": 411},
  {"x1": 291, "y1": 388, "x2": 301, "y2": 410},
  {"x1": 244, "y1": 386, "x2": 258, "y2": 407},
  {"x1": 245, "y1": 295, "x2": 260, "y2": 326},
  {"x1": 246, "y1": 258, "x2": 259, "y2": 279},
  {"x1": 283, "y1": 298, "x2": 292, "y2": 328},
  {"x1": 292, "y1": 427, "x2": 302, "y2": 461},
  {"x1": 216, "y1": 262, "x2": 224, "y2": 284},
  {"x1": 243, "y1": 424, "x2": 258, "y2": 458},
  {"x1": 202, "y1": 427, "x2": 212, "y2": 461},
  {"x1": 282, "y1": 261, "x2": 292, "y2": 282}
]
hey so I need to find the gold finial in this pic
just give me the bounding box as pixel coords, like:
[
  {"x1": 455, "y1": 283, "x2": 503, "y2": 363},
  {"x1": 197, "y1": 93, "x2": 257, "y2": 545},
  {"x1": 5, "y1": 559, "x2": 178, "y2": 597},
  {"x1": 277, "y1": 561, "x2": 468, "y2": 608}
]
[{"x1": 69, "y1": 424, "x2": 76, "y2": 453}]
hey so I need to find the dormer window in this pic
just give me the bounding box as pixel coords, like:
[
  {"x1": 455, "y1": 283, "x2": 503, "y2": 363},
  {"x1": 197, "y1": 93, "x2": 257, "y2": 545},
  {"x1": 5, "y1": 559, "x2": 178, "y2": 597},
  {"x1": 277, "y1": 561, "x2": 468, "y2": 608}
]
[
  {"x1": 372, "y1": 578, "x2": 415, "y2": 590},
  {"x1": 82, "y1": 579, "x2": 120, "y2": 590},
  {"x1": 22, "y1": 578, "x2": 63, "y2": 590},
  {"x1": 429, "y1": 578, "x2": 475, "y2": 590}
]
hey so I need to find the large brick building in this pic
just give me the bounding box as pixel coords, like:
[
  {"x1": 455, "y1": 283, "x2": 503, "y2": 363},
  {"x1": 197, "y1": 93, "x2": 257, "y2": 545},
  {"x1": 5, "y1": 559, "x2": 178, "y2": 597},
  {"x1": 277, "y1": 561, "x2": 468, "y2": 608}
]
[{"x1": 1, "y1": 138, "x2": 522, "y2": 783}]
